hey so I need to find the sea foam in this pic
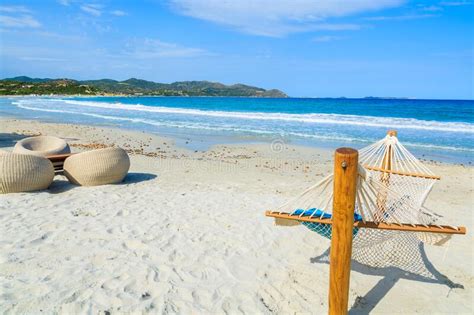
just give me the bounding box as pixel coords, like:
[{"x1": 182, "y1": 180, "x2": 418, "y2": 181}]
[
  {"x1": 14, "y1": 98, "x2": 474, "y2": 134},
  {"x1": 9, "y1": 97, "x2": 474, "y2": 155}
]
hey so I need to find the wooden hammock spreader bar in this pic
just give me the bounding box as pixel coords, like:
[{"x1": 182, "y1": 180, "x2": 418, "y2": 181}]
[
  {"x1": 265, "y1": 211, "x2": 466, "y2": 235},
  {"x1": 363, "y1": 165, "x2": 441, "y2": 180}
]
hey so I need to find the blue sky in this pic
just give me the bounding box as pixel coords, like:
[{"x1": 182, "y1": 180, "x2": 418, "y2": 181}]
[{"x1": 0, "y1": 0, "x2": 472, "y2": 99}]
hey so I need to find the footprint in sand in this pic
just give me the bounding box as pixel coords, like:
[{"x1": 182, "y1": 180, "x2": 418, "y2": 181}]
[{"x1": 30, "y1": 232, "x2": 54, "y2": 245}]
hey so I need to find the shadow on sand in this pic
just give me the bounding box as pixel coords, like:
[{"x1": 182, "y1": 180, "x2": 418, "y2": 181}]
[
  {"x1": 0, "y1": 133, "x2": 81, "y2": 149},
  {"x1": 0, "y1": 132, "x2": 26, "y2": 148},
  {"x1": 122, "y1": 172, "x2": 157, "y2": 184},
  {"x1": 310, "y1": 233, "x2": 464, "y2": 314},
  {"x1": 48, "y1": 172, "x2": 157, "y2": 194}
]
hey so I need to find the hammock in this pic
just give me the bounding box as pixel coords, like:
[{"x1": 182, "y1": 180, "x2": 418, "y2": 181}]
[
  {"x1": 266, "y1": 131, "x2": 465, "y2": 252},
  {"x1": 265, "y1": 131, "x2": 467, "y2": 313}
]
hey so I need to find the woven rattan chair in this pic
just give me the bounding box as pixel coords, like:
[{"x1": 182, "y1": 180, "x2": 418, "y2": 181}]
[
  {"x1": 64, "y1": 147, "x2": 130, "y2": 186},
  {"x1": 14, "y1": 136, "x2": 70, "y2": 157},
  {"x1": 0, "y1": 153, "x2": 55, "y2": 193}
]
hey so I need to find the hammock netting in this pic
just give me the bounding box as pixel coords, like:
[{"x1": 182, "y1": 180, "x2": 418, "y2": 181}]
[{"x1": 272, "y1": 133, "x2": 456, "y2": 276}]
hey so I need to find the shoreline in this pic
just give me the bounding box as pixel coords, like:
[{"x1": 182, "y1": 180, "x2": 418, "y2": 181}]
[
  {"x1": 1, "y1": 112, "x2": 471, "y2": 166},
  {"x1": 0, "y1": 117, "x2": 336, "y2": 166},
  {"x1": 1, "y1": 116, "x2": 469, "y2": 167},
  {"x1": 0, "y1": 118, "x2": 472, "y2": 313}
]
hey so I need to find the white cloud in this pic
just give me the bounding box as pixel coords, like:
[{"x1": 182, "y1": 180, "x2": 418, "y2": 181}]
[
  {"x1": 312, "y1": 35, "x2": 343, "y2": 42},
  {"x1": 35, "y1": 31, "x2": 86, "y2": 41},
  {"x1": 0, "y1": 15, "x2": 41, "y2": 28},
  {"x1": 422, "y1": 5, "x2": 443, "y2": 11},
  {"x1": 170, "y1": 0, "x2": 404, "y2": 37},
  {"x1": 126, "y1": 39, "x2": 212, "y2": 58},
  {"x1": 111, "y1": 10, "x2": 127, "y2": 16},
  {"x1": 0, "y1": 5, "x2": 41, "y2": 29},
  {"x1": 431, "y1": 49, "x2": 473, "y2": 58},
  {"x1": 440, "y1": 1, "x2": 472, "y2": 6},
  {"x1": 80, "y1": 4, "x2": 102, "y2": 16},
  {"x1": 364, "y1": 14, "x2": 438, "y2": 21},
  {"x1": 20, "y1": 56, "x2": 67, "y2": 62},
  {"x1": 0, "y1": 28, "x2": 85, "y2": 41},
  {"x1": 311, "y1": 23, "x2": 360, "y2": 31},
  {"x1": 0, "y1": 5, "x2": 31, "y2": 13},
  {"x1": 57, "y1": 0, "x2": 71, "y2": 6}
]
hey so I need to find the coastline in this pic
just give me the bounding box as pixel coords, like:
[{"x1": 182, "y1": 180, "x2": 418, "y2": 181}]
[
  {"x1": 0, "y1": 118, "x2": 472, "y2": 313},
  {"x1": 0, "y1": 113, "x2": 468, "y2": 166},
  {"x1": 2, "y1": 96, "x2": 473, "y2": 165}
]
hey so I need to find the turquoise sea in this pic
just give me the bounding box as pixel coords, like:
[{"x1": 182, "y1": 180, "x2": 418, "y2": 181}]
[{"x1": 1, "y1": 97, "x2": 472, "y2": 163}]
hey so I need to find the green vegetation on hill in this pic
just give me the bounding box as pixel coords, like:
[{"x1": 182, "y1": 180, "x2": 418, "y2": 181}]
[
  {"x1": 0, "y1": 76, "x2": 287, "y2": 97},
  {"x1": 0, "y1": 79, "x2": 100, "y2": 95}
]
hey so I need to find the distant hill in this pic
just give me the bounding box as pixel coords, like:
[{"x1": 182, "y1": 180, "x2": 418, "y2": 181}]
[
  {"x1": 0, "y1": 79, "x2": 100, "y2": 96},
  {"x1": 0, "y1": 76, "x2": 287, "y2": 97},
  {"x1": 2, "y1": 76, "x2": 55, "y2": 83}
]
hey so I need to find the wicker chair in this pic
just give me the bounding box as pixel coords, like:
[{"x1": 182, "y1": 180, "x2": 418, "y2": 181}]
[
  {"x1": 64, "y1": 147, "x2": 130, "y2": 186},
  {"x1": 14, "y1": 136, "x2": 70, "y2": 157},
  {"x1": 0, "y1": 153, "x2": 55, "y2": 194}
]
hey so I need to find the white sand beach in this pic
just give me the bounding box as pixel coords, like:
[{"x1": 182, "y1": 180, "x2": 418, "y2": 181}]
[{"x1": 0, "y1": 119, "x2": 472, "y2": 314}]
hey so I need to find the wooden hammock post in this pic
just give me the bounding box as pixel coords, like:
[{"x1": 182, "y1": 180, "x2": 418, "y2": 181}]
[{"x1": 329, "y1": 148, "x2": 359, "y2": 315}]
